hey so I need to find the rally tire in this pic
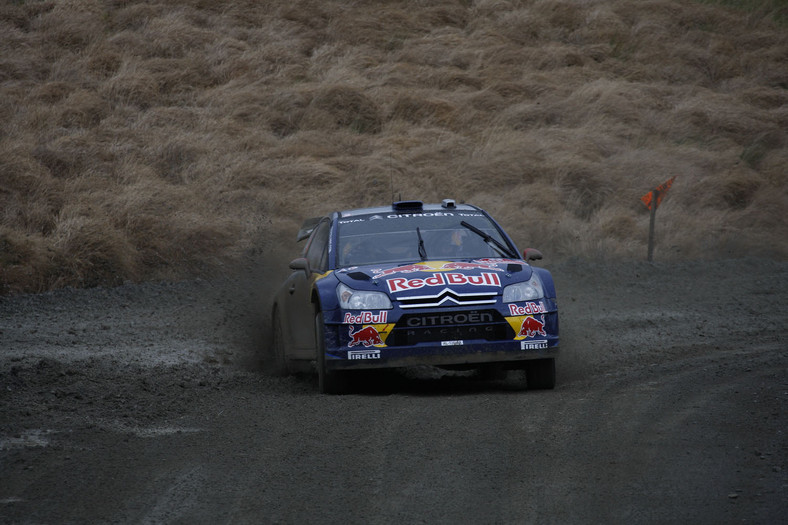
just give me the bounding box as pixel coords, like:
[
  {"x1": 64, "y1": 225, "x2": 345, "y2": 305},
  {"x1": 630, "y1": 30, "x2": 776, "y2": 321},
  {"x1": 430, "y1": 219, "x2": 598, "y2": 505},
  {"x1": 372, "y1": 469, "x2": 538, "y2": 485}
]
[
  {"x1": 525, "y1": 358, "x2": 556, "y2": 390},
  {"x1": 476, "y1": 363, "x2": 508, "y2": 381},
  {"x1": 315, "y1": 311, "x2": 349, "y2": 395},
  {"x1": 269, "y1": 309, "x2": 289, "y2": 376}
]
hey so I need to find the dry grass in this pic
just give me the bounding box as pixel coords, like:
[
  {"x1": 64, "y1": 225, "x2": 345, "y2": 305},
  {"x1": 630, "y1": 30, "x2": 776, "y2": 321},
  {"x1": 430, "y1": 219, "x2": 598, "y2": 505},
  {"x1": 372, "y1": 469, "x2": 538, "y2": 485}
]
[{"x1": 1, "y1": 0, "x2": 787, "y2": 293}]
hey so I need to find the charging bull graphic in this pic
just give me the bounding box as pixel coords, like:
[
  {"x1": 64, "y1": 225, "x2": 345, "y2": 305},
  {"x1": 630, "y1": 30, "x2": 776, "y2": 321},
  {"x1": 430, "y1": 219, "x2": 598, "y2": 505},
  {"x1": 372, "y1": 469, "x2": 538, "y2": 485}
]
[
  {"x1": 518, "y1": 315, "x2": 546, "y2": 338},
  {"x1": 440, "y1": 262, "x2": 504, "y2": 272},
  {"x1": 370, "y1": 264, "x2": 428, "y2": 277},
  {"x1": 348, "y1": 326, "x2": 383, "y2": 347}
]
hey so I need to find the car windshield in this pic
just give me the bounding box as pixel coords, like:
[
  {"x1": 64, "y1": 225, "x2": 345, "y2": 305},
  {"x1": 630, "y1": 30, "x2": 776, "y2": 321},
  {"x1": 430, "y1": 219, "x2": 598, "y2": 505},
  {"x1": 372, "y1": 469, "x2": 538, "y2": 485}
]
[{"x1": 336, "y1": 211, "x2": 512, "y2": 267}]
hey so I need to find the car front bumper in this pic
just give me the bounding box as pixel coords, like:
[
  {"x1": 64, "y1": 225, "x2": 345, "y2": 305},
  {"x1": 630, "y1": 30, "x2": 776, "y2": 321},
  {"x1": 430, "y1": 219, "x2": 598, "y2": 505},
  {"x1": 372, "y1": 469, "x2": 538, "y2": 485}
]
[{"x1": 323, "y1": 318, "x2": 559, "y2": 371}]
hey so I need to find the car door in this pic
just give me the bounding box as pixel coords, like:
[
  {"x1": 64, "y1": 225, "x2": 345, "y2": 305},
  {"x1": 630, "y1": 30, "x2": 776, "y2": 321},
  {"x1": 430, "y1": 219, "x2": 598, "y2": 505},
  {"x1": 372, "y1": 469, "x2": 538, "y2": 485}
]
[{"x1": 283, "y1": 219, "x2": 331, "y2": 358}]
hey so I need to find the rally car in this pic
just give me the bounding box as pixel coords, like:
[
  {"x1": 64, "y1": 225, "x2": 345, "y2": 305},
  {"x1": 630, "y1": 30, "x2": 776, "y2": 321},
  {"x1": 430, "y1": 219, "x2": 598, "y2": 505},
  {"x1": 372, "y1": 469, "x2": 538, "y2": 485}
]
[{"x1": 270, "y1": 200, "x2": 559, "y2": 394}]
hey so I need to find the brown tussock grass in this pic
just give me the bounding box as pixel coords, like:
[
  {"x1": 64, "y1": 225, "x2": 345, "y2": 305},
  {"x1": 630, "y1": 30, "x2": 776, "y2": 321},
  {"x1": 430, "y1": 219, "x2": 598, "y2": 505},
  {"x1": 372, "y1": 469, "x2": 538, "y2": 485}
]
[{"x1": 1, "y1": 0, "x2": 787, "y2": 293}]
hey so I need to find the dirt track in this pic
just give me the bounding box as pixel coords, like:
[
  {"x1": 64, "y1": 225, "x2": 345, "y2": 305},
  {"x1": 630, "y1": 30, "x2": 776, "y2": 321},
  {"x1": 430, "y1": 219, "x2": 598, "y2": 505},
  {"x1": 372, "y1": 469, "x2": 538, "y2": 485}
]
[{"x1": 1, "y1": 258, "x2": 786, "y2": 524}]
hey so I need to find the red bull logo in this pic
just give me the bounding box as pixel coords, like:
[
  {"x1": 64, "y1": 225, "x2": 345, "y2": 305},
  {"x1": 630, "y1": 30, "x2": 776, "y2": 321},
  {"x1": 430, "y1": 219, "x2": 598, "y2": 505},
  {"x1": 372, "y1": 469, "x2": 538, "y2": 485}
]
[
  {"x1": 387, "y1": 272, "x2": 501, "y2": 293},
  {"x1": 441, "y1": 262, "x2": 503, "y2": 272},
  {"x1": 348, "y1": 325, "x2": 383, "y2": 347},
  {"x1": 343, "y1": 311, "x2": 388, "y2": 324},
  {"x1": 518, "y1": 315, "x2": 546, "y2": 338},
  {"x1": 475, "y1": 258, "x2": 523, "y2": 265},
  {"x1": 509, "y1": 302, "x2": 547, "y2": 316},
  {"x1": 370, "y1": 264, "x2": 429, "y2": 277}
]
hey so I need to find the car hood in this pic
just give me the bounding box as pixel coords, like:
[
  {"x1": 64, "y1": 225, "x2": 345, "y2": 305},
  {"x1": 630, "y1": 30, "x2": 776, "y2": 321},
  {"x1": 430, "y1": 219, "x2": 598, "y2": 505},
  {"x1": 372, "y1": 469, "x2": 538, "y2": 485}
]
[{"x1": 334, "y1": 259, "x2": 532, "y2": 297}]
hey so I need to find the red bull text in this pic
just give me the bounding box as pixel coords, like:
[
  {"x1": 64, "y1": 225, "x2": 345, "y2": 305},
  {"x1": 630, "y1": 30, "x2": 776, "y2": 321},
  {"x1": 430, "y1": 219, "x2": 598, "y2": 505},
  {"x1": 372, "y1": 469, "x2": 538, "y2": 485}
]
[
  {"x1": 387, "y1": 272, "x2": 501, "y2": 293},
  {"x1": 343, "y1": 311, "x2": 388, "y2": 324},
  {"x1": 509, "y1": 302, "x2": 547, "y2": 316}
]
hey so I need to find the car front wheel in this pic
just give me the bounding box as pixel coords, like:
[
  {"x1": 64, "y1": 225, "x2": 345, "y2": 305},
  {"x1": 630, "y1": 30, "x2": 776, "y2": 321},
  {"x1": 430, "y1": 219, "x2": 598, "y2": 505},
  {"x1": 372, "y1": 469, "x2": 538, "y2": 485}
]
[
  {"x1": 525, "y1": 358, "x2": 556, "y2": 390},
  {"x1": 268, "y1": 309, "x2": 289, "y2": 376},
  {"x1": 315, "y1": 311, "x2": 348, "y2": 395}
]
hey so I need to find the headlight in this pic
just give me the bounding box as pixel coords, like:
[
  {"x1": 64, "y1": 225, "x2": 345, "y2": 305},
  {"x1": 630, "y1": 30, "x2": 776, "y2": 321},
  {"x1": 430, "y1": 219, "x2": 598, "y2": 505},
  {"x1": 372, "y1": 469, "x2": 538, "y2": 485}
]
[
  {"x1": 337, "y1": 283, "x2": 393, "y2": 310},
  {"x1": 502, "y1": 274, "x2": 544, "y2": 302}
]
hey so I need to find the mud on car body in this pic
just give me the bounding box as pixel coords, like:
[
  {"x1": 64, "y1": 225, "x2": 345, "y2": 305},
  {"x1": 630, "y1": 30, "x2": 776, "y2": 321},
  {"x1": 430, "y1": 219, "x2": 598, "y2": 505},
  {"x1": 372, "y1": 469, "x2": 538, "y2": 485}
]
[{"x1": 270, "y1": 200, "x2": 559, "y2": 394}]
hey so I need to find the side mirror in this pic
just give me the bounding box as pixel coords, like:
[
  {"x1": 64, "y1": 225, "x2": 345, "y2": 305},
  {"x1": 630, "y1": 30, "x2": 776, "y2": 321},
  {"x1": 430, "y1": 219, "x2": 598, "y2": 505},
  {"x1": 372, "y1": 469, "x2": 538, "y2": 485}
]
[
  {"x1": 523, "y1": 248, "x2": 543, "y2": 262},
  {"x1": 289, "y1": 258, "x2": 310, "y2": 273}
]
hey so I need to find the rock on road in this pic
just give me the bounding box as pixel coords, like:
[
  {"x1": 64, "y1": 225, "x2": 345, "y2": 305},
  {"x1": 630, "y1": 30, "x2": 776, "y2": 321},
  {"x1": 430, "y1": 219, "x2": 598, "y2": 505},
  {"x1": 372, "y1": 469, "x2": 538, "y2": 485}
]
[{"x1": 1, "y1": 258, "x2": 786, "y2": 524}]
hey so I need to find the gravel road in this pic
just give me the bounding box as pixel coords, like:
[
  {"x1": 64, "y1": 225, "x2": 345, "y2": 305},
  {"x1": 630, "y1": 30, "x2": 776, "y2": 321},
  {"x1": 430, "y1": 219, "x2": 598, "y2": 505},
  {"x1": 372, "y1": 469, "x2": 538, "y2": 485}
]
[{"x1": 1, "y1": 258, "x2": 786, "y2": 524}]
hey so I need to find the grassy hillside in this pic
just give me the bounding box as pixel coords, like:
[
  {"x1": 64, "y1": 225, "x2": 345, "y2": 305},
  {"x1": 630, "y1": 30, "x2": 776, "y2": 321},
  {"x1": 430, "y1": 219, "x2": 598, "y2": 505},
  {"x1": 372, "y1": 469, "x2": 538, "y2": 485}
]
[{"x1": 1, "y1": 0, "x2": 786, "y2": 293}]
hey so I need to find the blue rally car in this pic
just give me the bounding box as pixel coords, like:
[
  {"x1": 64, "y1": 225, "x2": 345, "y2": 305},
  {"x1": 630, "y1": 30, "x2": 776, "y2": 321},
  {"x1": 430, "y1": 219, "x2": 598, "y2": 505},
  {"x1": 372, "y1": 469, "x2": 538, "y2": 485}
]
[{"x1": 270, "y1": 200, "x2": 559, "y2": 394}]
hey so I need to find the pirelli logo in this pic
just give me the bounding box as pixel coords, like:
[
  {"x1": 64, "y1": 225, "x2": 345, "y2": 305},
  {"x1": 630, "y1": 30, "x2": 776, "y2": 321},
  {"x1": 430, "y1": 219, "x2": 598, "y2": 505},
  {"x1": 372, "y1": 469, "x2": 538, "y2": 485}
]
[
  {"x1": 348, "y1": 349, "x2": 381, "y2": 360},
  {"x1": 521, "y1": 340, "x2": 548, "y2": 350}
]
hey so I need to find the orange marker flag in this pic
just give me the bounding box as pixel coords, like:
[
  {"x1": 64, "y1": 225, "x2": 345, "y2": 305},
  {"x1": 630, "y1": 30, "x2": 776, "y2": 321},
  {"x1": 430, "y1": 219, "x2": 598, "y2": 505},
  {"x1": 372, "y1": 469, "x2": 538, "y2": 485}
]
[{"x1": 640, "y1": 176, "x2": 676, "y2": 210}]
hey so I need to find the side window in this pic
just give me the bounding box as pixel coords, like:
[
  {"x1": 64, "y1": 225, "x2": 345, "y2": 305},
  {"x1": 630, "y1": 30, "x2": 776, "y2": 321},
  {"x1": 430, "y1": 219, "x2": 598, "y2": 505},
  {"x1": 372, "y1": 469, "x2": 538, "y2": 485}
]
[{"x1": 305, "y1": 221, "x2": 330, "y2": 272}]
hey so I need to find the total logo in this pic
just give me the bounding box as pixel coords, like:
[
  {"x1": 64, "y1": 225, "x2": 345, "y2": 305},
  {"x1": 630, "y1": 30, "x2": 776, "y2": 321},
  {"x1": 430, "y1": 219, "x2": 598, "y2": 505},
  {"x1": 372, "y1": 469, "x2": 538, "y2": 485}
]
[
  {"x1": 387, "y1": 272, "x2": 501, "y2": 293},
  {"x1": 508, "y1": 302, "x2": 547, "y2": 316}
]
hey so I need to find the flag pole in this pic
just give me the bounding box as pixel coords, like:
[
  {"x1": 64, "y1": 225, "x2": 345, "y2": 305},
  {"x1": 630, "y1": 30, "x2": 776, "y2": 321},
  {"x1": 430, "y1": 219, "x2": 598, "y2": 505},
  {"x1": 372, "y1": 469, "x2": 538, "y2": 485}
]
[
  {"x1": 647, "y1": 188, "x2": 660, "y2": 262},
  {"x1": 641, "y1": 176, "x2": 674, "y2": 263}
]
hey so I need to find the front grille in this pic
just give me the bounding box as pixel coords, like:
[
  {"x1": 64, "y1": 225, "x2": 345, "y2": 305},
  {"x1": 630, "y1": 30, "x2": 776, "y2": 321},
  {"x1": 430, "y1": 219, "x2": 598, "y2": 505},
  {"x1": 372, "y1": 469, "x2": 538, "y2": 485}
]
[
  {"x1": 397, "y1": 288, "x2": 498, "y2": 309},
  {"x1": 386, "y1": 309, "x2": 513, "y2": 346}
]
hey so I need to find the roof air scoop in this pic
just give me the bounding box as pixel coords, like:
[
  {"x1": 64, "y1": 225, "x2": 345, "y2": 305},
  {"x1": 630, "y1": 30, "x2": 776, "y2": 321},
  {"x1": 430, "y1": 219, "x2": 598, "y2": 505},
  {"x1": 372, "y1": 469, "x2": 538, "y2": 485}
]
[
  {"x1": 392, "y1": 200, "x2": 423, "y2": 212},
  {"x1": 441, "y1": 199, "x2": 456, "y2": 209}
]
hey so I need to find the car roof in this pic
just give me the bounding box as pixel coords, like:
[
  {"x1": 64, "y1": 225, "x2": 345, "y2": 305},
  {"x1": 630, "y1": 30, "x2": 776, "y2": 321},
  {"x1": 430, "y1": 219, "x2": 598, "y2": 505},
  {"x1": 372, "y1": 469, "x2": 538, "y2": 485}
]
[
  {"x1": 338, "y1": 200, "x2": 481, "y2": 218},
  {"x1": 296, "y1": 201, "x2": 486, "y2": 241}
]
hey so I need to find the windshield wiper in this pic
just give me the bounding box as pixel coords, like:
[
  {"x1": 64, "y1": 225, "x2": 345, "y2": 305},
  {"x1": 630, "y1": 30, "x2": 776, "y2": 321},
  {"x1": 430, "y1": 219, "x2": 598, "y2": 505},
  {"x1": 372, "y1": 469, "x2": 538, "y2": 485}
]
[
  {"x1": 460, "y1": 221, "x2": 518, "y2": 259},
  {"x1": 416, "y1": 227, "x2": 427, "y2": 260}
]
